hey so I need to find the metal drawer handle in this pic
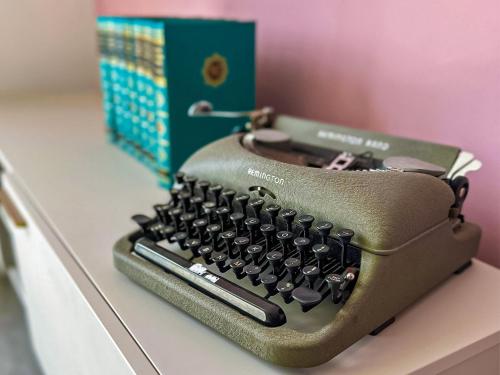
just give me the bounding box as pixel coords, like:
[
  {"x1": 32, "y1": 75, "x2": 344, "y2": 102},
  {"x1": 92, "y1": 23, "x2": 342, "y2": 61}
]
[{"x1": 0, "y1": 188, "x2": 27, "y2": 227}]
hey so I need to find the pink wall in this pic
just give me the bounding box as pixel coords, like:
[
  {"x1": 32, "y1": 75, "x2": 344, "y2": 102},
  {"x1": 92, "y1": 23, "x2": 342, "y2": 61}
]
[{"x1": 96, "y1": 0, "x2": 500, "y2": 267}]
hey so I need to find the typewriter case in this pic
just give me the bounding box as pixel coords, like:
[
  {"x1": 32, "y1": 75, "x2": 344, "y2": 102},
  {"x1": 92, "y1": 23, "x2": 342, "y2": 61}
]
[{"x1": 113, "y1": 117, "x2": 481, "y2": 368}]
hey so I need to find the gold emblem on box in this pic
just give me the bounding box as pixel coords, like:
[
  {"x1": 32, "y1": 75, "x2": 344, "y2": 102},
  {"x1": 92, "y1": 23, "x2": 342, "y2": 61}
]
[{"x1": 202, "y1": 53, "x2": 228, "y2": 87}]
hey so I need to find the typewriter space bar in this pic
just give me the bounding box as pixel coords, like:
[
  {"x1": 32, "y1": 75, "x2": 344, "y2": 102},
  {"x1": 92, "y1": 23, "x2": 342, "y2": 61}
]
[{"x1": 134, "y1": 238, "x2": 286, "y2": 327}]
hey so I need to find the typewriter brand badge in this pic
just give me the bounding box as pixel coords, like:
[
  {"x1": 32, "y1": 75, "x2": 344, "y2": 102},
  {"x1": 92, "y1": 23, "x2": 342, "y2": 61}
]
[{"x1": 202, "y1": 53, "x2": 228, "y2": 87}]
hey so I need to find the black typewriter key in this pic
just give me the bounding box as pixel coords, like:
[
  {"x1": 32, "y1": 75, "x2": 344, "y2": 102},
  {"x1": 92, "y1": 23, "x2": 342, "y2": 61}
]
[
  {"x1": 281, "y1": 209, "x2": 297, "y2": 231},
  {"x1": 266, "y1": 251, "x2": 283, "y2": 275},
  {"x1": 215, "y1": 206, "x2": 231, "y2": 231},
  {"x1": 180, "y1": 212, "x2": 195, "y2": 235},
  {"x1": 276, "y1": 231, "x2": 294, "y2": 257},
  {"x1": 193, "y1": 218, "x2": 208, "y2": 241},
  {"x1": 261, "y1": 274, "x2": 278, "y2": 296},
  {"x1": 265, "y1": 204, "x2": 281, "y2": 225},
  {"x1": 198, "y1": 245, "x2": 213, "y2": 263},
  {"x1": 325, "y1": 273, "x2": 344, "y2": 303},
  {"x1": 244, "y1": 217, "x2": 260, "y2": 244},
  {"x1": 180, "y1": 191, "x2": 192, "y2": 213},
  {"x1": 212, "y1": 252, "x2": 228, "y2": 272},
  {"x1": 153, "y1": 204, "x2": 170, "y2": 224},
  {"x1": 293, "y1": 237, "x2": 311, "y2": 266},
  {"x1": 292, "y1": 287, "x2": 322, "y2": 312},
  {"x1": 131, "y1": 214, "x2": 152, "y2": 233},
  {"x1": 244, "y1": 264, "x2": 261, "y2": 286},
  {"x1": 229, "y1": 258, "x2": 246, "y2": 278},
  {"x1": 184, "y1": 175, "x2": 197, "y2": 195},
  {"x1": 190, "y1": 196, "x2": 204, "y2": 218},
  {"x1": 209, "y1": 184, "x2": 223, "y2": 205},
  {"x1": 235, "y1": 193, "x2": 250, "y2": 217},
  {"x1": 221, "y1": 189, "x2": 236, "y2": 208},
  {"x1": 169, "y1": 188, "x2": 180, "y2": 206},
  {"x1": 168, "y1": 207, "x2": 183, "y2": 232},
  {"x1": 202, "y1": 201, "x2": 217, "y2": 223},
  {"x1": 185, "y1": 238, "x2": 201, "y2": 257},
  {"x1": 247, "y1": 244, "x2": 263, "y2": 265},
  {"x1": 175, "y1": 171, "x2": 185, "y2": 185},
  {"x1": 284, "y1": 257, "x2": 301, "y2": 283},
  {"x1": 249, "y1": 198, "x2": 265, "y2": 218},
  {"x1": 172, "y1": 232, "x2": 188, "y2": 250},
  {"x1": 302, "y1": 265, "x2": 320, "y2": 288},
  {"x1": 197, "y1": 180, "x2": 210, "y2": 201},
  {"x1": 221, "y1": 231, "x2": 236, "y2": 256},
  {"x1": 316, "y1": 221, "x2": 334, "y2": 244},
  {"x1": 159, "y1": 225, "x2": 175, "y2": 241},
  {"x1": 148, "y1": 223, "x2": 164, "y2": 241},
  {"x1": 337, "y1": 228, "x2": 355, "y2": 268},
  {"x1": 277, "y1": 281, "x2": 294, "y2": 303},
  {"x1": 229, "y1": 212, "x2": 244, "y2": 235},
  {"x1": 260, "y1": 224, "x2": 276, "y2": 252},
  {"x1": 312, "y1": 243, "x2": 330, "y2": 270},
  {"x1": 298, "y1": 215, "x2": 314, "y2": 238},
  {"x1": 206, "y1": 224, "x2": 222, "y2": 250},
  {"x1": 233, "y1": 236, "x2": 250, "y2": 259}
]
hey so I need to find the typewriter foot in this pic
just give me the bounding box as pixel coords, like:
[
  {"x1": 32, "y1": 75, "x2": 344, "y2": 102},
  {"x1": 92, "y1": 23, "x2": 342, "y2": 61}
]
[
  {"x1": 369, "y1": 316, "x2": 395, "y2": 336},
  {"x1": 453, "y1": 260, "x2": 472, "y2": 275}
]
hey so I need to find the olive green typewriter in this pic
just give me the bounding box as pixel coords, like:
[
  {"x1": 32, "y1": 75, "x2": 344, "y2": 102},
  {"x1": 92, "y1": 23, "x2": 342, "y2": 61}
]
[{"x1": 113, "y1": 106, "x2": 481, "y2": 367}]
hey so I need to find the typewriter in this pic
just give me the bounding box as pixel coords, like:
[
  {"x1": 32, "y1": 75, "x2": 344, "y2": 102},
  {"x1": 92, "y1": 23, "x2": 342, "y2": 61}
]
[{"x1": 113, "y1": 103, "x2": 482, "y2": 367}]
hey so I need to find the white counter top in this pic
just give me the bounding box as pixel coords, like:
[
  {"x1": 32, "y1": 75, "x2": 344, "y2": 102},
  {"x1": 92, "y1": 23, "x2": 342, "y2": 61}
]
[{"x1": 0, "y1": 92, "x2": 499, "y2": 374}]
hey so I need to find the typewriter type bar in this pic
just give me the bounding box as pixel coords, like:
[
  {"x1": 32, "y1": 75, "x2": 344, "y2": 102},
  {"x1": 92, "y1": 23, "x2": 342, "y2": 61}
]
[{"x1": 134, "y1": 237, "x2": 286, "y2": 327}]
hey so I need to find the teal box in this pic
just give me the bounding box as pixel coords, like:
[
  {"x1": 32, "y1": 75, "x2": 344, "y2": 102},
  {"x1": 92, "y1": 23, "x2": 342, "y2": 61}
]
[{"x1": 96, "y1": 17, "x2": 255, "y2": 188}]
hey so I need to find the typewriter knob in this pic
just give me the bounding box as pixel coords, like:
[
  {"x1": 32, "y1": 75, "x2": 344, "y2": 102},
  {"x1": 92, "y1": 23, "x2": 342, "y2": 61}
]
[
  {"x1": 193, "y1": 218, "x2": 208, "y2": 241},
  {"x1": 175, "y1": 171, "x2": 185, "y2": 185},
  {"x1": 302, "y1": 265, "x2": 320, "y2": 288},
  {"x1": 277, "y1": 281, "x2": 294, "y2": 303},
  {"x1": 261, "y1": 274, "x2": 278, "y2": 296},
  {"x1": 229, "y1": 258, "x2": 246, "y2": 278},
  {"x1": 260, "y1": 224, "x2": 276, "y2": 251},
  {"x1": 337, "y1": 228, "x2": 354, "y2": 268},
  {"x1": 215, "y1": 206, "x2": 231, "y2": 230},
  {"x1": 148, "y1": 223, "x2": 164, "y2": 241},
  {"x1": 235, "y1": 194, "x2": 250, "y2": 216},
  {"x1": 316, "y1": 221, "x2": 333, "y2": 244},
  {"x1": 276, "y1": 231, "x2": 294, "y2": 257},
  {"x1": 292, "y1": 287, "x2": 323, "y2": 312},
  {"x1": 293, "y1": 237, "x2": 311, "y2": 266},
  {"x1": 244, "y1": 217, "x2": 260, "y2": 243},
  {"x1": 325, "y1": 273, "x2": 344, "y2": 303},
  {"x1": 249, "y1": 198, "x2": 265, "y2": 218},
  {"x1": 244, "y1": 264, "x2": 261, "y2": 286},
  {"x1": 153, "y1": 204, "x2": 170, "y2": 224},
  {"x1": 202, "y1": 201, "x2": 217, "y2": 223},
  {"x1": 222, "y1": 189, "x2": 236, "y2": 209},
  {"x1": 172, "y1": 232, "x2": 188, "y2": 250},
  {"x1": 265, "y1": 204, "x2": 281, "y2": 225},
  {"x1": 131, "y1": 214, "x2": 152, "y2": 233},
  {"x1": 284, "y1": 257, "x2": 301, "y2": 283},
  {"x1": 229, "y1": 212, "x2": 244, "y2": 235},
  {"x1": 234, "y1": 236, "x2": 250, "y2": 259},
  {"x1": 199, "y1": 245, "x2": 213, "y2": 263},
  {"x1": 185, "y1": 238, "x2": 201, "y2": 257},
  {"x1": 184, "y1": 175, "x2": 198, "y2": 195},
  {"x1": 170, "y1": 188, "x2": 180, "y2": 206},
  {"x1": 281, "y1": 209, "x2": 297, "y2": 231},
  {"x1": 180, "y1": 191, "x2": 192, "y2": 213},
  {"x1": 247, "y1": 244, "x2": 263, "y2": 265},
  {"x1": 266, "y1": 251, "x2": 283, "y2": 275},
  {"x1": 168, "y1": 207, "x2": 183, "y2": 232},
  {"x1": 159, "y1": 225, "x2": 175, "y2": 241},
  {"x1": 221, "y1": 231, "x2": 236, "y2": 256},
  {"x1": 298, "y1": 215, "x2": 314, "y2": 237},
  {"x1": 180, "y1": 213, "x2": 196, "y2": 236},
  {"x1": 190, "y1": 196, "x2": 204, "y2": 218},
  {"x1": 312, "y1": 244, "x2": 329, "y2": 270},
  {"x1": 197, "y1": 180, "x2": 210, "y2": 201},
  {"x1": 206, "y1": 224, "x2": 222, "y2": 250},
  {"x1": 212, "y1": 252, "x2": 228, "y2": 272},
  {"x1": 209, "y1": 184, "x2": 223, "y2": 206}
]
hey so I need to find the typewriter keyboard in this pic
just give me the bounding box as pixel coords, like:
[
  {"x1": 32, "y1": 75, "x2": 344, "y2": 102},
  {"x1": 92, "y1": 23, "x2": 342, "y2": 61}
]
[{"x1": 130, "y1": 172, "x2": 361, "y2": 331}]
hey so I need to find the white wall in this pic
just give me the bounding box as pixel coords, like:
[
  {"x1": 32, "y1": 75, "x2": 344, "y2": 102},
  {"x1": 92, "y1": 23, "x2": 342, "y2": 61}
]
[{"x1": 0, "y1": 0, "x2": 99, "y2": 93}]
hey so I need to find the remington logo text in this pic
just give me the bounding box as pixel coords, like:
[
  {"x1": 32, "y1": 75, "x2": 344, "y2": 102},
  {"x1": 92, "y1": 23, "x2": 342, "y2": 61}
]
[{"x1": 247, "y1": 168, "x2": 284, "y2": 185}]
